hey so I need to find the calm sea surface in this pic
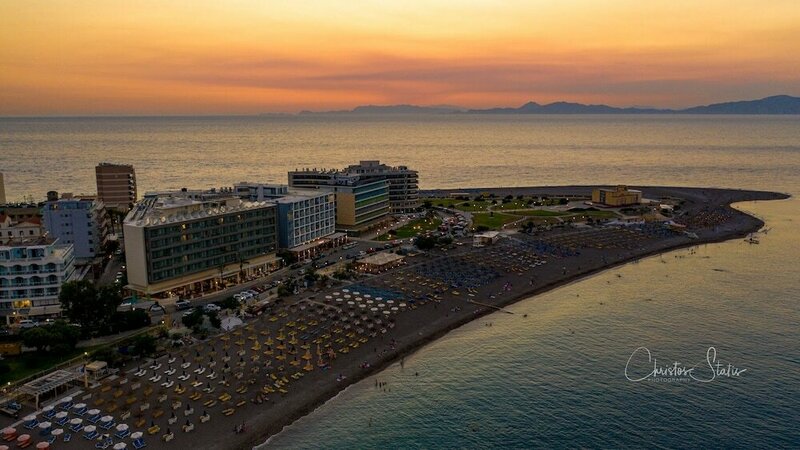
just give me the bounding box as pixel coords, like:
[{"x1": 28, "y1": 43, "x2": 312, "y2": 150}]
[{"x1": 1, "y1": 115, "x2": 799, "y2": 448}]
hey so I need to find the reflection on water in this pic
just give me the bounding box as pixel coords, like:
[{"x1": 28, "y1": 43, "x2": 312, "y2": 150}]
[{"x1": 262, "y1": 199, "x2": 799, "y2": 449}]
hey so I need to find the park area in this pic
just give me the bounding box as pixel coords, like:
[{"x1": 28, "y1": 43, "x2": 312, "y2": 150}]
[
  {"x1": 377, "y1": 216, "x2": 442, "y2": 241},
  {"x1": 423, "y1": 196, "x2": 620, "y2": 230}
]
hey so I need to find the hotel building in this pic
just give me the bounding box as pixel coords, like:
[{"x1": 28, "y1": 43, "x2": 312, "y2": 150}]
[
  {"x1": 123, "y1": 192, "x2": 278, "y2": 299},
  {"x1": 288, "y1": 171, "x2": 390, "y2": 235},
  {"x1": 0, "y1": 172, "x2": 5, "y2": 204},
  {"x1": 289, "y1": 160, "x2": 419, "y2": 215},
  {"x1": 592, "y1": 185, "x2": 643, "y2": 207},
  {"x1": 96, "y1": 163, "x2": 137, "y2": 211},
  {"x1": 0, "y1": 227, "x2": 77, "y2": 324},
  {"x1": 234, "y1": 183, "x2": 343, "y2": 257},
  {"x1": 42, "y1": 197, "x2": 110, "y2": 261},
  {"x1": 342, "y1": 161, "x2": 419, "y2": 214}
]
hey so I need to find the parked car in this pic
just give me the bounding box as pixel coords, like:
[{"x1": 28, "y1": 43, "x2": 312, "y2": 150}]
[
  {"x1": 149, "y1": 303, "x2": 165, "y2": 314},
  {"x1": 203, "y1": 303, "x2": 221, "y2": 313},
  {"x1": 182, "y1": 308, "x2": 197, "y2": 318},
  {"x1": 19, "y1": 319, "x2": 39, "y2": 329},
  {"x1": 175, "y1": 299, "x2": 192, "y2": 310}
]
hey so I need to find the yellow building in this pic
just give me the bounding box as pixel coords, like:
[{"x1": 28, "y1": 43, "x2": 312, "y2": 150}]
[{"x1": 592, "y1": 186, "x2": 642, "y2": 206}]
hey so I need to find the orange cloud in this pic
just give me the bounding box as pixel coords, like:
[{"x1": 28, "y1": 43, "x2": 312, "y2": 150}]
[{"x1": 1, "y1": 0, "x2": 799, "y2": 114}]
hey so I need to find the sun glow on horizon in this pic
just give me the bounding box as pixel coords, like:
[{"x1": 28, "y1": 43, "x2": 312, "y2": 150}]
[{"x1": 1, "y1": 0, "x2": 799, "y2": 115}]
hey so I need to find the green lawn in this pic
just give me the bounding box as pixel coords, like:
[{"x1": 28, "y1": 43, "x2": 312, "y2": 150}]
[
  {"x1": 424, "y1": 197, "x2": 462, "y2": 208},
  {"x1": 492, "y1": 200, "x2": 532, "y2": 210},
  {"x1": 568, "y1": 210, "x2": 619, "y2": 219},
  {"x1": 513, "y1": 209, "x2": 566, "y2": 217},
  {"x1": 472, "y1": 212, "x2": 519, "y2": 229},
  {"x1": 377, "y1": 217, "x2": 442, "y2": 241},
  {"x1": 0, "y1": 348, "x2": 88, "y2": 385},
  {"x1": 454, "y1": 201, "x2": 490, "y2": 212}
]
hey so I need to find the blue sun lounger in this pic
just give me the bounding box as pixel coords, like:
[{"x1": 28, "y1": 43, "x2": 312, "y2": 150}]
[{"x1": 84, "y1": 429, "x2": 99, "y2": 440}]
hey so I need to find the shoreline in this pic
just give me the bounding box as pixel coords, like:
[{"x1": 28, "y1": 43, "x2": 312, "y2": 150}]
[
  {"x1": 4, "y1": 186, "x2": 783, "y2": 450},
  {"x1": 238, "y1": 187, "x2": 788, "y2": 449}
]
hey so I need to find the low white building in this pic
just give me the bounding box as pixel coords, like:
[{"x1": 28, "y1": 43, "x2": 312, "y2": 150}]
[{"x1": 473, "y1": 231, "x2": 501, "y2": 247}]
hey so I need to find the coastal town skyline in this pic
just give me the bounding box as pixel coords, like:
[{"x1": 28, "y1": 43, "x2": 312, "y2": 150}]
[{"x1": 2, "y1": 1, "x2": 800, "y2": 115}]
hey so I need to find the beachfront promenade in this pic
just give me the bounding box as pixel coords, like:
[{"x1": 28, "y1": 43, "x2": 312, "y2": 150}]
[{"x1": 0, "y1": 186, "x2": 787, "y2": 450}]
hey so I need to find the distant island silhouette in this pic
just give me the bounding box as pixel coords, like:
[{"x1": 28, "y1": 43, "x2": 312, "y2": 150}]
[{"x1": 298, "y1": 95, "x2": 800, "y2": 115}]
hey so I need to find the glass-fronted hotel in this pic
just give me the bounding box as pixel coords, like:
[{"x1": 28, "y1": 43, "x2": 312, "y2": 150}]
[
  {"x1": 288, "y1": 171, "x2": 391, "y2": 234},
  {"x1": 124, "y1": 193, "x2": 279, "y2": 299},
  {"x1": 289, "y1": 160, "x2": 419, "y2": 216}
]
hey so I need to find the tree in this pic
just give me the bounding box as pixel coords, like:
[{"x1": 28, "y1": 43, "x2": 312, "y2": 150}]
[
  {"x1": 181, "y1": 309, "x2": 204, "y2": 329},
  {"x1": 414, "y1": 235, "x2": 437, "y2": 250},
  {"x1": 21, "y1": 327, "x2": 54, "y2": 352},
  {"x1": 206, "y1": 311, "x2": 221, "y2": 329},
  {"x1": 59, "y1": 280, "x2": 123, "y2": 334},
  {"x1": 49, "y1": 321, "x2": 81, "y2": 348},
  {"x1": 277, "y1": 250, "x2": 298, "y2": 265},
  {"x1": 130, "y1": 334, "x2": 157, "y2": 357}
]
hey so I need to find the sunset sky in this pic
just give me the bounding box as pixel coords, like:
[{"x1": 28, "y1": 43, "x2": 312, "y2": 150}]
[{"x1": 1, "y1": 0, "x2": 799, "y2": 115}]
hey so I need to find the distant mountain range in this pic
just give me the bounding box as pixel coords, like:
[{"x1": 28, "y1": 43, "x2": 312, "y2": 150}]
[
  {"x1": 299, "y1": 104, "x2": 465, "y2": 115},
  {"x1": 297, "y1": 95, "x2": 800, "y2": 115}
]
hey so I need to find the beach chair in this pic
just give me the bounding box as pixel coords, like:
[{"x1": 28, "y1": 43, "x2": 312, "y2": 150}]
[
  {"x1": 47, "y1": 434, "x2": 56, "y2": 444},
  {"x1": 70, "y1": 423, "x2": 84, "y2": 433},
  {"x1": 63, "y1": 432, "x2": 72, "y2": 442},
  {"x1": 100, "y1": 420, "x2": 115, "y2": 430},
  {"x1": 56, "y1": 416, "x2": 69, "y2": 426},
  {"x1": 23, "y1": 418, "x2": 39, "y2": 430},
  {"x1": 83, "y1": 429, "x2": 100, "y2": 440},
  {"x1": 88, "y1": 413, "x2": 101, "y2": 423},
  {"x1": 115, "y1": 428, "x2": 130, "y2": 439},
  {"x1": 96, "y1": 438, "x2": 112, "y2": 449},
  {"x1": 74, "y1": 406, "x2": 88, "y2": 415},
  {"x1": 43, "y1": 409, "x2": 56, "y2": 420},
  {"x1": 132, "y1": 437, "x2": 146, "y2": 449}
]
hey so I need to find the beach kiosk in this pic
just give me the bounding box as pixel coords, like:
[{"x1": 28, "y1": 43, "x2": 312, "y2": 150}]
[{"x1": 473, "y1": 231, "x2": 500, "y2": 247}]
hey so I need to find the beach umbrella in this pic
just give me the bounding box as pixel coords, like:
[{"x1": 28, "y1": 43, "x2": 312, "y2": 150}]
[
  {"x1": 130, "y1": 431, "x2": 143, "y2": 439},
  {"x1": 37, "y1": 422, "x2": 51, "y2": 430},
  {"x1": 375, "y1": 297, "x2": 383, "y2": 301},
  {"x1": 383, "y1": 311, "x2": 391, "y2": 315},
  {"x1": 23, "y1": 414, "x2": 36, "y2": 422},
  {"x1": 35, "y1": 443, "x2": 48, "y2": 450},
  {"x1": 342, "y1": 289, "x2": 349, "y2": 293},
  {"x1": 116, "y1": 424, "x2": 129, "y2": 432},
  {"x1": 69, "y1": 418, "x2": 82, "y2": 425},
  {"x1": 364, "y1": 294, "x2": 371, "y2": 298},
  {"x1": 54, "y1": 412, "x2": 67, "y2": 419},
  {"x1": 50, "y1": 429, "x2": 63, "y2": 437},
  {"x1": 83, "y1": 425, "x2": 96, "y2": 433},
  {"x1": 100, "y1": 416, "x2": 113, "y2": 423},
  {"x1": 87, "y1": 409, "x2": 100, "y2": 416},
  {"x1": 60, "y1": 397, "x2": 72, "y2": 403},
  {"x1": 73, "y1": 403, "x2": 86, "y2": 409},
  {"x1": 42, "y1": 406, "x2": 54, "y2": 413},
  {"x1": 113, "y1": 443, "x2": 127, "y2": 450}
]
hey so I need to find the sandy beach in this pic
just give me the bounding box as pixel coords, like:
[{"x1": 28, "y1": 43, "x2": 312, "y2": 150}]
[{"x1": 2, "y1": 186, "x2": 788, "y2": 450}]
